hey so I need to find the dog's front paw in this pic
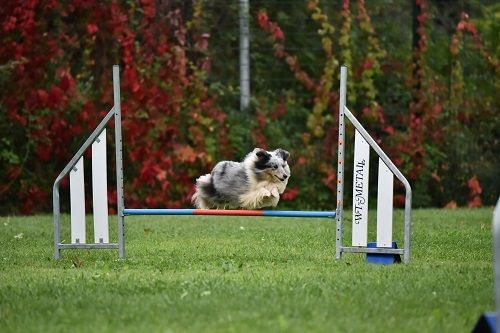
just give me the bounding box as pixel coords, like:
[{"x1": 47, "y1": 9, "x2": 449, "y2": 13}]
[
  {"x1": 261, "y1": 188, "x2": 272, "y2": 198},
  {"x1": 270, "y1": 187, "x2": 279, "y2": 198}
]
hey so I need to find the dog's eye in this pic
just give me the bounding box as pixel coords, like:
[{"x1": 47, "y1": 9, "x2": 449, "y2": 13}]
[{"x1": 273, "y1": 165, "x2": 278, "y2": 169}]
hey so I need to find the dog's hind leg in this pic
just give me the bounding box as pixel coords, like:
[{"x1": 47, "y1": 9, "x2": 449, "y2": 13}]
[
  {"x1": 192, "y1": 174, "x2": 216, "y2": 209},
  {"x1": 196, "y1": 197, "x2": 211, "y2": 209}
]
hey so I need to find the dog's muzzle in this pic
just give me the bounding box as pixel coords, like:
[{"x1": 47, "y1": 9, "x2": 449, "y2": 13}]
[{"x1": 275, "y1": 175, "x2": 288, "y2": 182}]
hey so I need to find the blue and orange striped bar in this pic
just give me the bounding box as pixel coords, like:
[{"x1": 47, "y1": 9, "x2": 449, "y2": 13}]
[{"x1": 123, "y1": 208, "x2": 335, "y2": 218}]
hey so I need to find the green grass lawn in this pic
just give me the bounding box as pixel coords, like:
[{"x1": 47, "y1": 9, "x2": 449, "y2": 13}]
[{"x1": 0, "y1": 208, "x2": 495, "y2": 332}]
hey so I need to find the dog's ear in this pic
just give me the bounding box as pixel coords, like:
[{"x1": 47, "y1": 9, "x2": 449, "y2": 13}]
[
  {"x1": 254, "y1": 149, "x2": 271, "y2": 170},
  {"x1": 255, "y1": 149, "x2": 271, "y2": 160},
  {"x1": 275, "y1": 148, "x2": 290, "y2": 161}
]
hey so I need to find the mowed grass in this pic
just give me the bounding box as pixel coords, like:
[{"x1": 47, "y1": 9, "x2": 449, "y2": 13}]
[{"x1": 0, "y1": 208, "x2": 494, "y2": 333}]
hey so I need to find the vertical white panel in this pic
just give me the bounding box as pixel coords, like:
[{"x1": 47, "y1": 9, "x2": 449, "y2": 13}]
[
  {"x1": 70, "y1": 157, "x2": 86, "y2": 244},
  {"x1": 376, "y1": 158, "x2": 394, "y2": 247},
  {"x1": 352, "y1": 130, "x2": 370, "y2": 246},
  {"x1": 493, "y1": 198, "x2": 500, "y2": 331},
  {"x1": 92, "y1": 129, "x2": 109, "y2": 243}
]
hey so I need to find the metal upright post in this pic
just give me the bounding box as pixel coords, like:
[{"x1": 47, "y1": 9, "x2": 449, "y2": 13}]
[
  {"x1": 53, "y1": 184, "x2": 61, "y2": 259},
  {"x1": 113, "y1": 65, "x2": 125, "y2": 259},
  {"x1": 239, "y1": 0, "x2": 250, "y2": 111},
  {"x1": 336, "y1": 66, "x2": 347, "y2": 259},
  {"x1": 403, "y1": 185, "x2": 413, "y2": 263}
]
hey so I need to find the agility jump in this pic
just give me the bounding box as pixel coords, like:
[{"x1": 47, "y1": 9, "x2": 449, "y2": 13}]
[{"x1": 53, "y1": 65, "x2": 412, "y2": 263}]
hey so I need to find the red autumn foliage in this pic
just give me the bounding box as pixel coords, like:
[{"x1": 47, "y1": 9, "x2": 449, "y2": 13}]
[
  {"x1": 255, "y1": 0, "x2": 497, "y2": 209},
  {"x1": 1, "y1": 1, "x2": 497, "y2": 214},
  {"x1": 0, "y1": 0, "x2": 230, "y2": 213},
  {"x1": 467, "y1": 176, "x2": 482, "y2": 208},
  {"x1": 281, "y1": 187, "x2": 298, "y2": 201}
]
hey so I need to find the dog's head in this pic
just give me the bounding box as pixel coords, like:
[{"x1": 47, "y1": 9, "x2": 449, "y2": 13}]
[{"x1": 253, "y1": 148, "x2": 291, "y2": 182}]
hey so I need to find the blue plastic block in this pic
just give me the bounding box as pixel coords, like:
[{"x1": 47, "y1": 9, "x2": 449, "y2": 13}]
[
  {"x1": 366, "y1": 242, "x2": 401, "y2": 265},
  {"x1": 472, "y1": 312, "x2": 497, "y2": 333}
]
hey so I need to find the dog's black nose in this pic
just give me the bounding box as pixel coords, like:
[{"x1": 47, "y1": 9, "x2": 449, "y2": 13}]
[{"x1": 283, "y1": 175, "x2": 288, "y2": 180}]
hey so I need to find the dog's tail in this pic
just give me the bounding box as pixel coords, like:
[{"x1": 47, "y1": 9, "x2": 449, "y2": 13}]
[{"x1": 191, "y1": 174, "x2": 216, "y2": 209}]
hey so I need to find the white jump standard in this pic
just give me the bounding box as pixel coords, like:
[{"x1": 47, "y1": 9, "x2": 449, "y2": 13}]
[
  {"x1": 336, "y1": 66, "x2": 412, "y2": 264},
  {"x1": 53, "y1": 65, "x2": 412, "y2": 263},
  {"x1": 53, "y1": 66, "x2": 125, "y2": 258}
]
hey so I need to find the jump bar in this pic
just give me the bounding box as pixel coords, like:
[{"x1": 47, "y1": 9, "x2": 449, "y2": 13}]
[{"x1": 123, "y1": 208, "x2": 336, "y2": 218}]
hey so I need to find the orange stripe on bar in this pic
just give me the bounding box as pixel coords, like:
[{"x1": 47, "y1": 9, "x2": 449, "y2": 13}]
[{"x1": 193, "y1": 209, "x2": 264, "y2": 216}]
